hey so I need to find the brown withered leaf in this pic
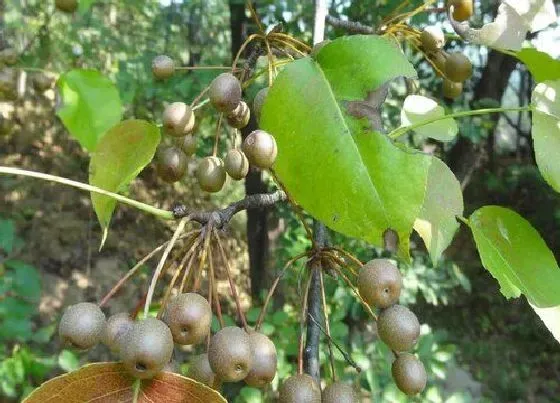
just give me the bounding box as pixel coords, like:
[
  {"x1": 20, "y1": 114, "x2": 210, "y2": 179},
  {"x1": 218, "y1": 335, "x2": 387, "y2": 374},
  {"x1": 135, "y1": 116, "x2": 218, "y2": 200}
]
[{"x1": 24, "y1": 362, "x2": 226, "y2": 403}]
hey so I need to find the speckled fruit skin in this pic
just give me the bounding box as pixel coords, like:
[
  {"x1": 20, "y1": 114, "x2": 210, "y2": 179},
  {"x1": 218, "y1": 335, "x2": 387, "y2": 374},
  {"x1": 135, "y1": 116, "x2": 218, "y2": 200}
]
[
  {"x1": 443, "y1": 79, "x2": 463, "y2": 99},
  {"x1": 102, "y1": 312, "x2": 134, "y2": 354},
  {"x1": 224, "y1": 149, "x2": 249, "y2": 180},
  {"x1": 58, "y1": 302, "x2": 106, "y2": 350},
  {"x1": 278, "y1": 374, "x2": 321, "y2": 403},
  {"x1": 121, "y1": 318, "x2": 174, "y2": 379},
  {"x1": 156, "y1": 146, "x2": 187, "y2": 183},
  {"x1": 357, "y1": 259, "x2": 402, "y2": 309},
  {"x1": 244, "y1": 332, "x2": 277, "y2": 388},
  {"x1": 242, "y1": 130, "x2": 277, "y2": 169},
  {"x1": 208, "y1": 326, "x2": 253, "y2": 382},
  {"x1": 196, "y1": 156, "x2": 226, "y2": 193},
  {"x1": 445, "y1": 52, "x2": 473, "y2": 83},
  {"x1": 420, "y1": 26, "x2": 445, "y2": 53},
  {"x1": 377, "y1": 304, "x2": 420, "y2": 352},
  {"x1": 152, "y1": 55, "x2": 175, "y2": 80},
  {"x1": 187, "y1": 353, "x2": 221, "y2": 389},
  {"x1": 163, "y1": 293, "x2": 211, "y2": 345},
  {"x1": 162, "y1": 102, "x2": 195, "y2": 137},
  {"x1": 176, "y1": 135, "x2": 197, "y2": 156},
  {"x1": 392, "y1": 353, "x2": 427, "y2": 396},
  {"x1": 209, "y1": 73, "x2": 242, "y2": 113},
  {"x1": 322, "y1": 381, "x2": 359, "y2": 403}
]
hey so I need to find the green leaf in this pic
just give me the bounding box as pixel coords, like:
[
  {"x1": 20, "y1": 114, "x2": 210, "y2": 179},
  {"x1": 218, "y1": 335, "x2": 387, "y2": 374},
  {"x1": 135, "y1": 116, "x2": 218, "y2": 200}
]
[
  {"x1": 0, "y1": 219, "x2": 15, "y2": 253},
  {"x1": 56, "y1": 69, "x2": 122, "y2": 151},
  {"x1": 468, "y1": 206, "x2": 560, "y2": 307},
  {"x1": 401, "y1": 95, "x2": 458, "y2": 142},
  {"x1": 78, "y1": 0, "x2": 98, "y2": 14},
  {"x1": 58, "y1": 350, "x2": 80, "y2": 372},
  {"x1": 531, "y1": 79, "x2": 560, "y2": 192},
  {"x1": 517, "y1": 48, "x2": 560, "y2": 82},
  {"x1": 261, "y1": 36, "x2": 430, "y2": 258},
  {"x1": 530, "y1": 303, "x2": 560, "y2": 344},
  {"x1": 89, "y1": 120, "x2": 160, "y2": 245},
  {"x1": 4, "y1": 260, "x2": 41, "y2": 300},
  {"x1": 414, "y1": 158, "x2": 463, "y2": 264}
]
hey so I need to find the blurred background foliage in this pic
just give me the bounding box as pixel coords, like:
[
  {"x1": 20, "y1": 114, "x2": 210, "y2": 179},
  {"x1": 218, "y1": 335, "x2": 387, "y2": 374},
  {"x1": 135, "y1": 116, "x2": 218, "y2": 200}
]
[{"x1": 1, "y1": 0, "x2": 559, "y2": 402}]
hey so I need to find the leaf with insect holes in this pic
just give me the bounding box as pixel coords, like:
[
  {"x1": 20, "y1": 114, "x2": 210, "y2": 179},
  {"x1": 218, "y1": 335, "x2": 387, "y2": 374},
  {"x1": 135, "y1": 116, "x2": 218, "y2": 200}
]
[
  {"x1": 261, "y1": 35, "x2": 430, "y2": 259},
  {"x1": 23, "y1": 362, "x2": 226, "y2": 403},
  {"x1": 56, "y1": 69, "x2": 122, "y2": 151},
  {"x1": 468, "y1": 206, "x2": 560, "y2": 307},
  {"x1": 89, "y1": 120, "x2": 160, "y2": 247}
]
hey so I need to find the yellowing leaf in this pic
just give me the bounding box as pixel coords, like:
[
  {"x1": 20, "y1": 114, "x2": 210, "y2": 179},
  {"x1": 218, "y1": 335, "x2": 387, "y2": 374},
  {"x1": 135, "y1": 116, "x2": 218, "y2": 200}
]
[{"x1": 24, "y1": 362, "x2": 226, "y2": 403}]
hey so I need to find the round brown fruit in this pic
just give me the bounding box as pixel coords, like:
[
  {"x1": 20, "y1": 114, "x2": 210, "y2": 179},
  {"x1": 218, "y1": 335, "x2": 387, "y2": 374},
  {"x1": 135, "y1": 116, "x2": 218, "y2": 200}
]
[
  {"x1": 420, "y1": 26, "x2": 445, "y2": 53},
  {"x1": 377, "y1": 304, "x2": 420, "y2": 352},
  {"x1": 156, "y1": 146, "x2": 187, "y2": 183},
  {"x1": 430, "y1": 51, "x2": 447, "y2": 77},
  {"x1": 209, "y1": 72, "x2": 242, "y2": 113},
  {"x1": 121, "y1": 318, "x2": 174, "y2": 379},
  {"x1": 58, "y1": 302, "x2": 106, "y2": 350},
  {"x1": 358, "y1": 259, "x2": 402, "y2": 309},
  {"x1": 103, "y1": 312, "x2": 134, "y2": 354},
  {"x1": 253, "y1": 87, "x2": 269, "y2": 123},
  {"x1": 176, "y1": 135, "x2": 197, "y2": 156},
  {"x1": 322, "y1": 381, "x2": 359, "y2": 403},
  {"x1": 448, "y1": 0, "x2": 473, "y2": 22},
  {"x1": 208, "y1": 326, "x2": 253, "y2": 382},
  {"x1": 227, "y1": 101, "x2": 250, "y2": 129},
  {"x1": 445, "y1": 52, "x2": 472, "y2": 82},
  {"x1": 245, "y1": 332, "x2": 277, "y2": 388},
  {"x1": 163, "y1": 293, "x2": 211, "y2": 345},
  {"x1": 162, "y1": 102, "x2": 195, "y2": 137},
  {"x1": 392, "y1": 353, "x2": 427, "y2": 396},
  {"x1": 443, "y1": 79, "x2": 463, "y2": 99},
  {"x1": 187, "y1": 353, "x2": 221, "y2": 389},
  {"x1": 278, "y1": 374, "x2": 321, "y2": 403},
  {"x1": 33, "y1": 73, "x2": 53, "y2": 92},
  {"x1": 152, "y1": 55, "x2": 175, "y2": 80},
  {"x1": 196, "y1": 156, "x2": 226, "y2": 193},
  {"x1": 242, "y1": 130, "x2": 277, "y2": 169},
  {"x1": 55, "y1": 0, "x2": 78, "y2": 13},
  {"x1": 224, "y1": 149, "x2": 249, "y2": 180}
]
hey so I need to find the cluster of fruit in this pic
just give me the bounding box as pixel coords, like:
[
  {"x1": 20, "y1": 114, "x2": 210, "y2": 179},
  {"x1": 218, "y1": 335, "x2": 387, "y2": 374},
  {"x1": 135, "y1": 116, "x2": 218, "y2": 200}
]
[
  {"x1": 419, "y1": 0, "x2": 474, "y2": 99},
  {"x1": 152, "y1": 56, "x2": 277, "y2": 193},
  {"x1": 58, "y1": 293, "x2": 278, "y2": 390},
  {"x1": 357, "y1": 259, "x2": 426, "y2": 396}
]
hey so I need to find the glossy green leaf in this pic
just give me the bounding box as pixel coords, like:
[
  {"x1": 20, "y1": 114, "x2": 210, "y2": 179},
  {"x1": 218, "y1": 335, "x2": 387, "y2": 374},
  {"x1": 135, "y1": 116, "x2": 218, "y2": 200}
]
[
  {"x1": 0, "y1": 219, "x2": 15, "y2": 253},
  {"x1": 56, "y1": 69, "x2": 122, "y2": 151},
  {"x1": 468, "y1": 206, "x2": 560, "y2": 307},
  {"x1": 261, "y1": 36, "x2": 429, "y2": 257},
  {"x1": 89, "y1": 120, "x2": 160, "y2": 245},
  {"x1": 531, "y1": 79, "x2": 560, "y2": 192},
  {"x1": 414, "y1": 158, "x2": 463, "y2": 263},
  {"x1": 517, "y1": 48, "x2": 560, "y2": 82},
  {"x1": 401, "y1": 95, "x2": 458, "y2": 142}
]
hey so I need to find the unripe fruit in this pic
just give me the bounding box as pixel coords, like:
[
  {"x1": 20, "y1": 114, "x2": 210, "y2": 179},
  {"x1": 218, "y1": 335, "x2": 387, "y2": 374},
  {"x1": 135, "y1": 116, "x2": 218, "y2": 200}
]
[
  {"x1": 196, "y1": 156, "x2": 226, "y2": 193},
  {"x1": 163, "y1": 293, "x2": 211, "y2": 345},
  {"x1": 58, "y1": 302, "x2": 106, "y2": 350},
  {"x1": 443, "y1": 79, "x2": 463, "y2": 99},
  {"x1": 0, "y1": 48, "x2": 18, "y2": 66},
  {"x1": 121, "y1": 318, "x2": 174, "y2": 379},
  {"x1": 33, "y1": 73, "x2": 53, "y2": 92},
  {"x1": 55, "y1": 0, "x2": 78, "y2": 13},
  {"x1": 152, "y1": 55, "x2": 175, "y2": 80},
  {"x1": 242, "y1": 130, "x2": 277, "y2": 169},
  {"x1": 322, "y1": 381, "x2": 359, "y2": 403},
  {"x1": 253, "y1": 87, "x2": 269, "y2": 123},
  {"x1": 227, "y1": 100, "x2": 250, "y2": 129},
  {"x1": 445, "y1": 52, "x2": 472, "y2": 82},
  {"x1": 209, "y1": 73, "x2": 241, "y2": 113},
  {"x1": 278, "y1": 374, "x2": 321, "y2": 403},
  {"x1": 162, "y1": 102, "x2": 195, "y2": 137},
  {"x1": 448, "y1": 0, "x2": 473, "y2": 22},
  {"x1": 208, "y1": 326, "x2": 253, "y2": 382},
  {"x1": 176, "y1": 135, "x2": 197, "y2": 156},
  {"x1": 358, "y1": 259, "x2": 402, "y2": 309},
  {"x1": 377, "y1": 305, "x2": 420, "y2": 352},
  {"x1": 245, "y1": 332, "x2": 277, "y2": 388},
  {"x1": 187, "y1": 353, "x2": 221, "y2": 389},
  {"x1": 430, "y1": 51, "x2": 447, "y2": 77},
  {"x1": 224, "y1": 149, "x2": 249, "y2": 180},
  {"x1": 392, "y1": 353, "x2": 427, "y2": 396},
  {"x1": 102, "y1": 312, "x2": 134, "y2": 354},
  {"x1": 420, "y1": 26, "x2": 445, "y2": 53},
  {"x1": 156, "y1": 146, "x2": 187, "y2": 183}
]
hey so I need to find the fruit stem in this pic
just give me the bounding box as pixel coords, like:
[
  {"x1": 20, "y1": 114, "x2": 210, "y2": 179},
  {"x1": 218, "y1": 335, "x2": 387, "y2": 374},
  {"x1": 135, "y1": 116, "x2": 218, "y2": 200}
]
[
  {"x1": 208, "y1": 248, "x2": 224, "y2": 329},
  {"x1": 297, "y1": 271, "x2": 313, "y2": 376},
  {"x1": 319, "y1": 269, "x2": 337, "y2": 381},
  {"x1": 388, "y1": 106, "x2": 533, "y2": 139},
  {"x1": 212, "y1": 114, "x2": 223, "y2": 157},
  {"x1": 0, "y1": 166, "x2": 174, "y2": 220}
]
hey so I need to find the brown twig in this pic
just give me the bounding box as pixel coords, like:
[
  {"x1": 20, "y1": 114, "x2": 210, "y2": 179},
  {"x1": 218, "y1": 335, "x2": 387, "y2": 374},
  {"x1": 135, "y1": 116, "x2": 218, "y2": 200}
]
[{"x1": 325, "y1": 15, "x2": 375, "y2": 34}]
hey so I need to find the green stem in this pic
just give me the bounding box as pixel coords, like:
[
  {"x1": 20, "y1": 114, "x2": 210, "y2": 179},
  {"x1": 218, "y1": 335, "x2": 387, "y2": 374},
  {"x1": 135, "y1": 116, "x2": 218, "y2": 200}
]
[
  {"x1": 388, "y1": 106, "x2": 533, "y2": 139},
  {"x1": 0, "y1": 166, "x2": 174, "y2": 220}
]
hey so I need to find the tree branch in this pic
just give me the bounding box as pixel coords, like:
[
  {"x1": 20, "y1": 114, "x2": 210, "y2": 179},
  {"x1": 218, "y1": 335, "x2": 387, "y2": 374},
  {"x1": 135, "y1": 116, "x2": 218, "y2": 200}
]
[
  {"x1": 172, "y1": 190, "x2": 287, "y2": 226},
  {"x1": 325, "y1": 15, "x2": 375, "y2": 35}
]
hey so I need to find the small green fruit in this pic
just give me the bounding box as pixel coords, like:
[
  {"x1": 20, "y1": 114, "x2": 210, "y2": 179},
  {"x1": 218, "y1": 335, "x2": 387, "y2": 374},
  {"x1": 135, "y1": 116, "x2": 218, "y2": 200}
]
[
  {"x1": 208, "y1": 326, "x2": 253, "y2": 382},
  {"x1": 156, "y1": 146, "x2": 187, "y2": 183},
  {"x1": 152, "y1": 55, "x2": 175, "y2": 80},
  {"x1": 443, "y1": 79, "x2": 463, "y2": 99},
  {"x1": 448, "y1": 0, "x2": 473, "y2": 22},
  {"x1": 187, "y1": 353, "x2": 221, "y2": 389},
  {"x1": 357, "y1": 259, "x2": 402, "y2": 309},
  {"x1": 377, "y1": 304, "x2": 420, "y2": 352},
  {"x1": 102, "y1": 312, "x2": 134, "y2": 354},
  {"x1": 163, "y1": 293, "x2": 211, "y2": 345},
  {"x1": 209, "y1": 73, "x2": 241, "y2": 113},
  {"x1": 242, "y1": 130, "x2": 277, "y2": 169},
  {"x1": 445, "y1": 52, "x2": 473, "y2": 82},
  {"x1": 196, "y1": 156, "x2": 226, "y2": 193},
  {"x1": 58, "y1": 302, "x2": 106, "y2": 350},
  {"x1": 245, "y1": 332, "x2": 277, "y2": 388},
  {"x1": 392, "y1": 353, "x2": 427, "y2": 396},
  {"x1": 224, "y1": 149, "x2": 249, "y2": 180},
  {"x1": 420, "y1": 26, "x2": 445, "y2": 53},
  {"x1": 176, "y1": 135, "x2": 197, "y2": 156},
  {"x1": 162, "y1": 102, "x2": 195, "y2": 137},
  {"x1": 322, "y1": 381, "x2": 359, "y2": 403},
  {"x1": 278, "y1": 374, "x2": 321, "y2": 403}
]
